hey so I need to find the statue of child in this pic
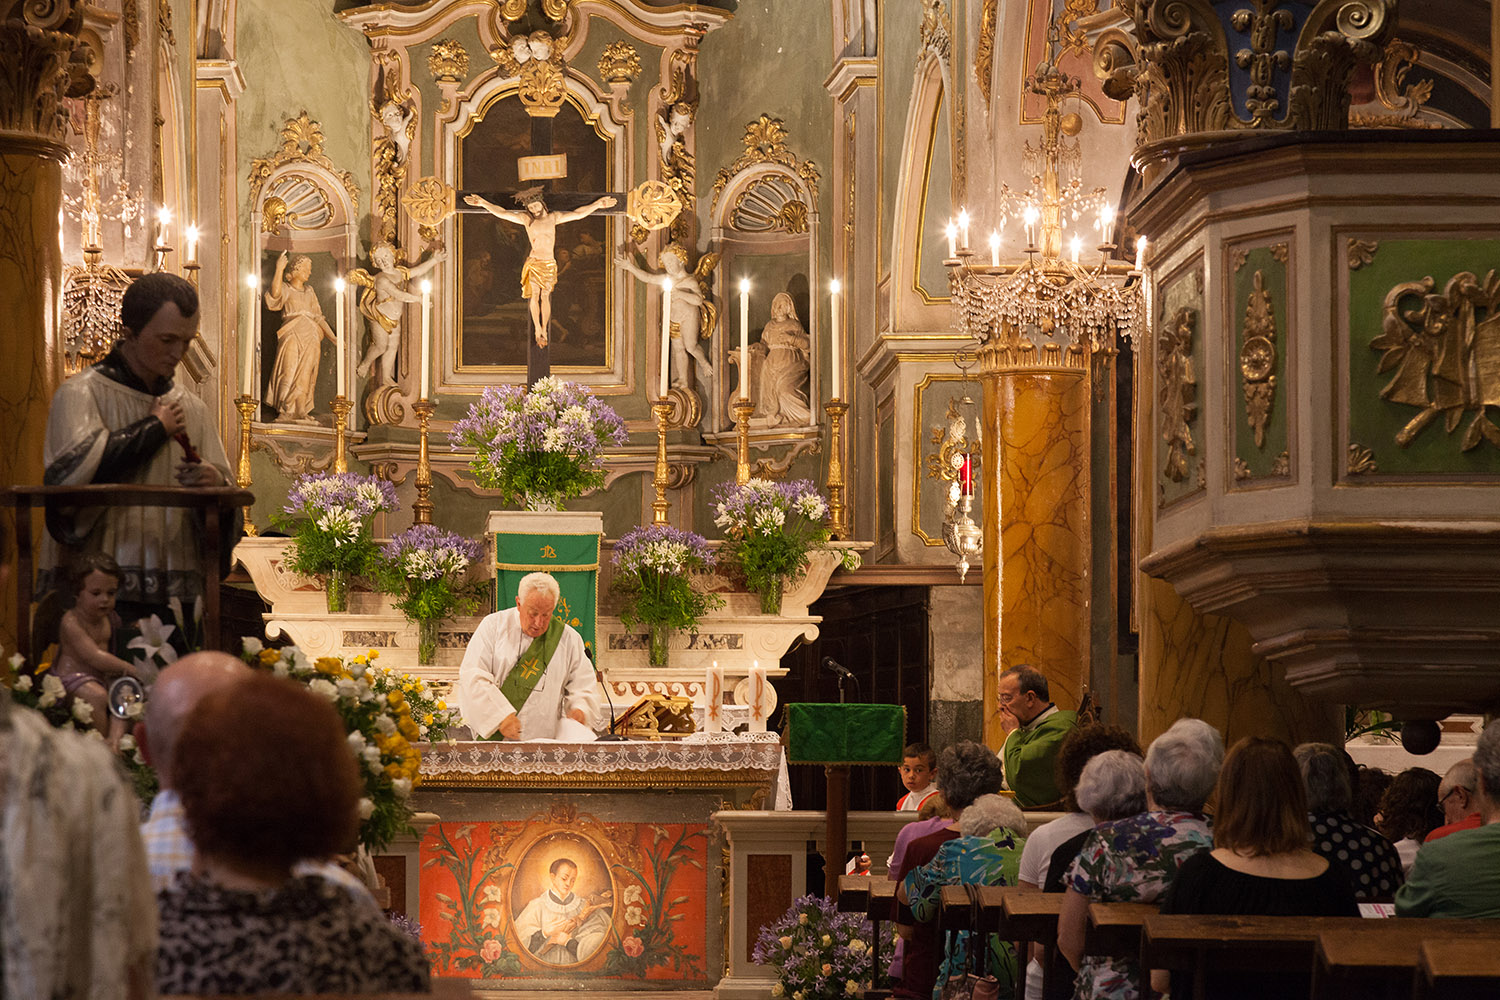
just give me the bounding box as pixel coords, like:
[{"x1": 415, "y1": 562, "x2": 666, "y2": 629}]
[{"x1": 50, "y1": 553, "x2": 146, "y2": 751}]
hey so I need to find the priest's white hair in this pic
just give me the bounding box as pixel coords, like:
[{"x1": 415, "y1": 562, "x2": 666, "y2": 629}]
[{"x1": 517, "y1": 572, "x2": 560, "y2": 605}]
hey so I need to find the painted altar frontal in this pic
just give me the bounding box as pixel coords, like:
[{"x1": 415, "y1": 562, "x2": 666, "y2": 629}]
[{"x1": 407, "y1": 733, "x2": 780, "y2": 991}]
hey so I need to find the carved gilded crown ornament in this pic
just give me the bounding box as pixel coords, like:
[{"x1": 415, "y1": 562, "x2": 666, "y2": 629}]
[
  {"x1": 248, "y1": 111, "x2": 359, "y2": 208},
  {"x1": 711, "y1": 115, "x2": 821, "y2": 213},
  {"x1": 426, "y1": 38, "x2": 469, "y2": 85},
  {"x1": 1093, "y1": 0, "x2": 1395, "y2": 170}
]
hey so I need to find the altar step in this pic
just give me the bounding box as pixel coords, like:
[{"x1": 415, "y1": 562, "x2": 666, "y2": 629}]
[{"x1": 468, "y1": 992, "x2": 713, "y2": 999}]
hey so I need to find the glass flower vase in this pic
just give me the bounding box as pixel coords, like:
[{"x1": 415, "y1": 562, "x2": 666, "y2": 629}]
[
  {"x1": 325, "y1": 569, "x2": 349, "y2": 614},
  {"x1": 757, "y1": 576, "x2": 783, "y2": 616},
  {"x1": 417, "y1": 618, "x2": 439, "y2": 665},
  {"x1": 647, "y1": 622, "x2": 671, "y2": 667}
]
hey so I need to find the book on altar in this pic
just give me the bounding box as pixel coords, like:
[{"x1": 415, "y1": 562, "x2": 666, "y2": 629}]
[{"x1": 537, "y1": 717, "x2": 599, "y2": 743}]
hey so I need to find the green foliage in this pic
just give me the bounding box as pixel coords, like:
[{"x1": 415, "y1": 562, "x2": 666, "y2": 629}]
[{"x1": 614, "y1": 568, "x2": 723, "y2": 632}]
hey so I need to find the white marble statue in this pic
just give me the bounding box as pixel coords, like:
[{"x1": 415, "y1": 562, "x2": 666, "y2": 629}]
[
  {"x1": 756, "y1": 291, "x2": 812, "y2": 426},
  {"x1": 615, "y1": 243, "x2": 719, "y2": 389},
  {"x1": 264, "y1": 251, "x2": 336, "y2": 424},
  {"x1": 348, "y1": 243, "x2": 446, "y2": 388}
]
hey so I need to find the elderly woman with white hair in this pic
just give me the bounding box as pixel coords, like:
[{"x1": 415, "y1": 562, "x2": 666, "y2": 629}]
[
  {"x1": 1057, "y1": 718, "x2": 1223, "y2": 1000},
  {"x1": 900, "y1": 762, "x2": 1029, "y2": 999}
]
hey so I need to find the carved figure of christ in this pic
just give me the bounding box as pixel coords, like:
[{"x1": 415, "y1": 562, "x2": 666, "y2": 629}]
[{"x1": 461, "y1": 188, "x2": 621, "y2": 385}]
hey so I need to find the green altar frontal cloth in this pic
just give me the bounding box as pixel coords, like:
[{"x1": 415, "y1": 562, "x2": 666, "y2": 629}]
[
  {"x1": 494, "y1": 527, "x2": 601, "y2": 656},
  {"x1": 786, "y1": 703, "x2": 906, "y2": 765}
]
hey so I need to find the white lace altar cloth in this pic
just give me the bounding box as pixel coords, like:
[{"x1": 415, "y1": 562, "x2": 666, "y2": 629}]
[{"x1": 418, "y1": 731, "x2": 783, "y2": 778}]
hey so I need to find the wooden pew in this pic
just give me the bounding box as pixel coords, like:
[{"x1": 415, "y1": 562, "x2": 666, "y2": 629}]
[
  {"x1": 1314, "y1": 921, "x2": 1500, "y2": 1000},
  {"x1": 1142, "y1": 914, "x2": 1363, "y2": 1000},
  {"x1": 1415, "y1": 937, "x2": 1500, "y2": 999},
  {"x1": 836, "y1": 873, "x2": 899, "y2": 994},
  {"x1": 1086, "y1": 902, "x2": 1158, "y2": 960}
]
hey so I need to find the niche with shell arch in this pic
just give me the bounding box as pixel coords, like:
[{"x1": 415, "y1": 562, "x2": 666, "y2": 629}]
[
  {"x1": 708, "y1": 116, "x2": 822, "y2": 447},
  {"x1": 245, "y1": 113, "x2": 362, "y2": 472}
]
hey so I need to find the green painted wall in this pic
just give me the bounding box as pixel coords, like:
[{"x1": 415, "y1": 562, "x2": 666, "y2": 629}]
[{"x1": 881, "y1": 0, "x2": 923, "y2": 277}]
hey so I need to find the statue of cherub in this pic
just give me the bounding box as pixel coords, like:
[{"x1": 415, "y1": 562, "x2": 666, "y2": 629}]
[
  {"x1": 346, "y1": 242, "x2": 446, "y2": 387},
  {"x1": 615, "y1": 243, "x2": 720, "y2": 388}
]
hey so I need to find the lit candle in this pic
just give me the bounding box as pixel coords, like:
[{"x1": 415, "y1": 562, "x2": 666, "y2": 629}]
[
  {"x1": 1098, "y1": 202, "x2": 1116, "y2": 240},
  {"x1": 957, "y1": 208, "x2": 970, "y2": 251},
  {"x1": 738, "y1": 278, "x2": 750, "y2": 400},
  {"x1": 334, "y1": 277, "x2": 347, "y2": 398},
  {"x1": 659, "y1": 277, "x2": 673, "y2": 399},
  {"x1": 989, "y1": 230, "x2": 1000, "y2": 268},
  {"x1": 829, "y1": 279, "x2": 842, "y2": 400},
  {"x1": 419, "y1": 279, "x2": 432, "y2": 400},
  {"x1": 704, "y1": 663, "x2": 724, "y2": 734},
  {"x1": 184, "y1": 225, "x2": 200, "y2": 266},
  {"x1": 155, "y1": 205, "x2": 171, "y2": 246},
  {"x1": 243, "y1": 273, "x2": 258, "y2": 398},
  {"x1": 1135, "y1": 235, "x2": 1148, "y2": 272},
  {"x1": 1023, "y1": 206, "x2": 1039, "y2": 249},
  {"x1": 748, "y1": 662, "x2": 769, "y2": 732},
  {"x1": 945, "y1": 221, "x2": 957, "y2": 259},
  {"x1": 1070, "y1": 235, "x2": 1082, "y2": 264},
  {"x1": 960, "y1": 453, "x2": 973, "y2": 496}
]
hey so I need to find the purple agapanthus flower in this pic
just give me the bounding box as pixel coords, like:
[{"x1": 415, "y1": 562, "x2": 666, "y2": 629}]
[
  {"x1": 382, "y1": 524, "x2": 483, "y2": 581},
  {"x1": 613, "y1": 524, "x2": 716, "y2": 575},
  {"x1": 284, "y1": 472, "x2": 399, "y2": 519}
]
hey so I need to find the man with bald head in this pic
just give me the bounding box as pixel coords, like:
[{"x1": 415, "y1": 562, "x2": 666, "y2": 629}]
[
  {"x1": 139, "y1": 651, "x2": 372, "y2": 901},
  {"x1": 1425, "y1": 757, "x2": 1482, "y2": 842}
]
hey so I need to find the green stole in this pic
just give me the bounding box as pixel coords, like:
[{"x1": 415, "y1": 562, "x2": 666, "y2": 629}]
[{"x1": 497, "y1": 616, "x2": 565, "y2": 715}]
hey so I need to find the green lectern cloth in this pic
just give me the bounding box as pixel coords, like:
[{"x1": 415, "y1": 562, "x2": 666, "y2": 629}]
[
  {"x1": 786, "y1": 703, "x2": 906, "y2": 765},
  {"x1": 494, "y1": 527, "x2": 600, "y2": 656}
]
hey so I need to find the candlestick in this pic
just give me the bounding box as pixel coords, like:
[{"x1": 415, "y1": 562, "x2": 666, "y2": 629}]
[
  {"x1": 184, "y1": 224, "x2": 199, "y2": 266},
  {"x1": 704, "y1": 664, "x2": 724, "y2": 734},
  {"x1": 747, "y1": 664, "x2": 769, "y2": 732},
  {"x1": 651, "y1": 397, "x2": 672, "y2": 524},
  {"x1": 412, "y1": 398, "x2": 435, "y2": 525},
  {"x1": 989, "y1": 230, "x2": 1000, "y2": 268},
  {"x1": 330, "y1": 396, "x2": 351, "y2": 474},
  {"x1": 659, "y1": 278, "x2": 673, "y2": 398},
  {"x1": 732, "y1": 396, "x2": 754, "y2": 485},
  {"x1": 738, "y1": 278, "x2": 750, "y2": 400},
  {"x1": 946, "y1": 221, "x2": 957, "y2": 259},
  {"x1": 155, "y1": 205, "x2": 171, "y2": 247},
  {"x1": 334, "y1": 277, "x2": 347, "y2": 399},
  {"x1": 1070, "y1": 235, "x2": 1082, "y2": 264},
  {"x1": 957, "y1": 208, "x2": 970, "y2": 252},
  {"x1": 829, "y1": 278, "x2": 843, "y2": 397},
  {"x1": 234, "y1": 394, "x2": 258, "y2": 537},
  {"x1": 824, "y1": 399, "x2": 850, "y2": 539},
  {"x1": 1023, "y1": 205, "x2": 1040, "y2": 250},
  {"x1": 1098, "y1": 202, "x2": 1116, "y2": 237},
  {"x1": 419, "y1": 279, "x2": 432, "y2": 400},
  {"x1": 1134, "y1": 235, "x2": 1148, "y2": 272},
  {"x1": 243, "y1": 274, "x2": 258, "y2": 398}
]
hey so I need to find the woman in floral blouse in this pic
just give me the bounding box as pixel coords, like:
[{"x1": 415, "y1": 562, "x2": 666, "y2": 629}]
[
  {"x1": 904, "y1": 793, "x2": 1029, "y2": 998},
  {"x1": 1057, "y1": 718, "x2": 1224, "y2": 1000}
]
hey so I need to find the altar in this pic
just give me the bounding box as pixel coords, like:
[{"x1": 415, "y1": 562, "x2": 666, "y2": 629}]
[{"x1": 385, "y1": 733, "x2": 782, "y2": 991}]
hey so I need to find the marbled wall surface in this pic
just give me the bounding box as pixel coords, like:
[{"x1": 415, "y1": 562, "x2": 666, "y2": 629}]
[
  {"x1": 0, "y1": 150, "x2": 65, "y2": 652},
  {"x1": 982, "y1": 368, "x2": 1090, "y2": 744}
]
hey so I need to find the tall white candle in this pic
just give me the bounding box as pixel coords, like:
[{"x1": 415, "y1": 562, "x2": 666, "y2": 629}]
[
  {"x1": 184, "y1": 225, "x2": 200, "y2": 266},
  {"x1": 738, "y1": 278, "x2": 750, "y2": 400},
  {"x1": 704, "y1": 663, "x2": 724, "y2": 734},
  {"x1": 334, "y1": 277, "x2": 347, "y2": 398},
  {"x1": 957, "y1": 208, "x2": 970, "y2": 251},
  {"x1": 419, "y1": 279, "x2": 432, "y2": 400},
  {"x1": 748, "y1": 663, "x2": 769, "y2": 732},
  {"x1": 1070, "y1": 235, "x2": 1082, "y2": 265},
  {"x1": 1135, "y1": 235, "x2": 1148, "y2": 272},
  {"x1": 659, "y1": 278, "x2": 673, "y2": 399},
  {"x1": 945, "y1": 221, "x2": 957, "y2": 259},
  {"x1": 829, "y1": 279, "x2": 842, "y2": 400},
  {"x1": 989, "y1": 230, "x2": 1000, "y2": 268},
  {"x1": 244, "y1": 273, "x2": 258, "y2": 399},
  {"x1": 155, "y1": 205, "x2": 171, "y2": 246}
]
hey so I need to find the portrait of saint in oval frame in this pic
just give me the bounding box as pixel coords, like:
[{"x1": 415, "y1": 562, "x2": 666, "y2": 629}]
[
  {"x1": 508, "y1": 832, "x2": 615, "y2": 968},
  {"x1": 457, "y1": 89, "x2": 614, "y2": 373}
]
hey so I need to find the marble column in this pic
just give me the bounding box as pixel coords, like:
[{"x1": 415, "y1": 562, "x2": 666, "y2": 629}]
[
  {"x1": 0, "y1": 5, "x2": 87, "y2": 652},
  {"x1": 979, "y1": 339, "x2": 1092, "y2": 747}
]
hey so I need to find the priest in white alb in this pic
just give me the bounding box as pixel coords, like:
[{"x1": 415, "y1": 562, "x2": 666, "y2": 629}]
[{"x1": 456, "y1": 572, "x2": 601, "y2": 740}]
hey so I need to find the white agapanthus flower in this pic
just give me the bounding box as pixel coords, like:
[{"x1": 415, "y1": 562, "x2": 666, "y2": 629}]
[
  {"x1": 358, "y1": 797, "x2": 375, "y2": 819},
  {"x1": 71, "y1": 700, "x2": 94, "y2": 724},
  {"x1": 37, "y1": 673, "x2": 65, "y2": 708},
  {"x1": 308, "y1": 678, "x2": 339, "y2": 700}
]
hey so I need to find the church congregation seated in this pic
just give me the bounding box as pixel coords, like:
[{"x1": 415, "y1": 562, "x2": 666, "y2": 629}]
[
  {"x1": 1058, "y1": 717, "x2": 1222, "y2": 1000},
  {"x1": 1375, "y1": 767, "x2": 1445, "y2": 876},
  {"x1": 1396, "y1": 720, "x2": 1500, "y2": 919},
  {"x1": 1293, "y1": 741, "x2": 1404, "y2": 901},
  {"x1": 154, "y1": 672, "x2": 429, "y2": 995},
  {"x1": 1426, "y1": 757, "x2": 1483, "y2": 842}
]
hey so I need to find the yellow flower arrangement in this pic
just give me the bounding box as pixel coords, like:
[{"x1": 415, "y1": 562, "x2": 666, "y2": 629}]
[{"x1": 239, "y1": 638, "x2": 430, "y2": 852}]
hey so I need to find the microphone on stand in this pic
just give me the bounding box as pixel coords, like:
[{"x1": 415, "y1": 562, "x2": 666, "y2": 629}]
[
  {"x1": 588, "y1": 645, "x2": 627, "y2": 741},
  {"x1": 821, "y1": 656, "x2": 859, "y2": 703}
]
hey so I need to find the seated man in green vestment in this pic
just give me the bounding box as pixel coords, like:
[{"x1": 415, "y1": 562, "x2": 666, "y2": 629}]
[
  {"x1": 998, "y1": 664, "x2": 1078, "y2": 809},
  {"x1": 455, "y1": 572, "x2": 601, "y2": 740}
]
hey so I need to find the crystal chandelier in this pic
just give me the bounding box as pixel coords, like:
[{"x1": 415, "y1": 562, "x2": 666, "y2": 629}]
[{"x1": 938, "y1": 360, "x2": 983, "y2": 583}]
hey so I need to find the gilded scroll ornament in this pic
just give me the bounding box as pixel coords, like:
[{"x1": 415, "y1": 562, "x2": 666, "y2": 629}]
[
  {"x1": 1347, "y1": 443, "x2": 1377, "y2": 475},
  {"x1": 711, "y1": 116, "x2": 820, "y2": 212},
  {"x1": 1351, "y1": 38, "x2": 1436, "y2": 128},
  {"x1": 919, "y1": 0, "x2": 950, "y2": 64},
  {"x1": 974, "y1": 0, "x2": 996, "y2": 101},
  {"x1": 248, "y1": 111, "x2": 359, "y2": 208},
  {"x1": 156, "y1": 0, "x2": 173, "y2": 46},
  {"x1": 1239, "y1": 270, "x2": 1278, "y2": 449},
  {"x1": 1233, "y1": 457, "x2": 1251, "y2": 481},
  {"x1": 405, "y1": 177, "x2": 455, "y2": 229},
  {"x1": 926, "y1": 397, "x2": 978, "y2": 483},
  {"x1": 1370, "y1": 270, "x2": 1500, "y2": 451},
  {"x1": 1270, "y1": 242, "x2": 1289, "y2": 263},
  {"x1": 1159, "y1": 306, "x2": 1199, "y2": 483},
  {"x1": 1348, "y1": 239, "x2": 1379, "y2": 269},
  {"x1": 597, "y1": 40, "x2": 641, "y2": 84},
  {"x1": 1231, "y1": 247, "x2": 1249, "y2": 272},
  {"x1": 624, "y1": 179, "x2": 681, "y2": 233},
  {"x1": 427, "y1": 38, "x2": 469, "y2": 84}
]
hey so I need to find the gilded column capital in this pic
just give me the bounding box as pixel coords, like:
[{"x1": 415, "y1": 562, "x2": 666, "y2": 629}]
[
  {"x1": 1094, "y1": 0, "x2": 1395, "y2": 170},
  {"x1": 0, "y1": 0, "x2": 89, "y2": 154}
]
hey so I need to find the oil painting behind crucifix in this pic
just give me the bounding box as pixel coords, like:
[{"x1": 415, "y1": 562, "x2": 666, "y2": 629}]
[{"x1": 457, "y1": 92, "x2": 613, "y2": 378}]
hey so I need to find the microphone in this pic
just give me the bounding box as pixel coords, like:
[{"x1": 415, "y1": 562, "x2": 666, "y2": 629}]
[
  {"x1": 822, "y1": 656, "x2": 854, "y2": 679},
  {"x1": 588, "y1": 645, "x2": 627, "y2": 741}
]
